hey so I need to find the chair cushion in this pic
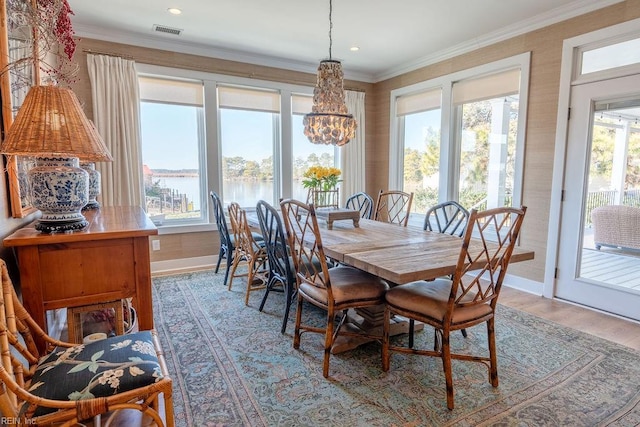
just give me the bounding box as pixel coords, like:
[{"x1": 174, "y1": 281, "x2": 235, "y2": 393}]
[
  {"x1": 24, "y1": 331, "x2": 164, "y2": 417},
  {"x1": 385, "y1": 279, "x2": 493, "y2": 327},
  {"x1": 300, "y1": 265, "x2": 388, "y2": 306}
]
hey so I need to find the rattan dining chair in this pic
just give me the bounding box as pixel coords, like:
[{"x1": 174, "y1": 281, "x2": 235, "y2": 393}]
[
  {"x1": 280, "y1": 199, "x2": 389, "y2": 378},
  {"x1": 210, "y1": 191, "x2": 235, "y2": 287},
  {"x1": 423, "y1": 201, "x2": 470, "y2": 237},
  {"x1": 373, "y1": 190, "x2": 414, "y2": 226},
  {"x1": 382, "y1": 206, "x2": 527, "y2": 410},
  {"x1": 0, "y1": 259, "x2": 175, "y2": 426},
  {"x1": 415, "y1": 200, "x2": 472, "y2": 343},
  {"x1": 228, "y1": 202, "x2": 269, "y2": 306},
  {"x1": 256, "y1": 200, "x2": 297, "y2": 334},
  {"x1": 345, "y1": 191, "x2": 374, "y2": 219}
]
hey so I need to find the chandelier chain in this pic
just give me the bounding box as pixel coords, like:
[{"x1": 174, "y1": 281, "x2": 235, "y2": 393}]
[{"x1": 328, "y1": 0, "x2": 333, "y2": 59}]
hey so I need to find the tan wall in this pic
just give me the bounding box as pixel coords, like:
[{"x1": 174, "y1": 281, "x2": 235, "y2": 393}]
[
  {"x1": 68, "y1": 38, "x2": 374, "y2": 263},
  {"x1": 372, "y1": 1, "x2": 640, "y2": 282},
  {"x1": 63, "y1": 1, "x2": 640, "y2": 280},
  {"x1": 148, "y1": 231, "x2": 218, "y2": 263}
]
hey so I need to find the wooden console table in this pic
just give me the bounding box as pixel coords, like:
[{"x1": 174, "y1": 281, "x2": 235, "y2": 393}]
[{"x1": 3, "y1": 206, "x2": 157, "y2": 350}]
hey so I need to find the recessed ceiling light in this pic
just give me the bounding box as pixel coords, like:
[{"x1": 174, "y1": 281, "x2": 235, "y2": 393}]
[
  {"x1": 167, "y1": 8, "x2": 182, "y2": 15},
  {"x1": 350, "y1": 46, "x2": 360, "y2": 52}
]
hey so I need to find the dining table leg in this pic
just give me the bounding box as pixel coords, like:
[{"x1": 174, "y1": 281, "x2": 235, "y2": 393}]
[{"x1": 331, "y1": 305, "x2": 424, "y2": 354}]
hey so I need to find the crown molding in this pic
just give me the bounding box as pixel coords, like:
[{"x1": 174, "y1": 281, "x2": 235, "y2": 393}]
[
  {"x1": 73, "y1": 24, "x2": 377, "y2": 83},
  {"x1": 373, "y1": 0, "x2": 625, "y2": 82},
  {"x1": 74, "y1": 0, "x2": 623, "y2": 84}
]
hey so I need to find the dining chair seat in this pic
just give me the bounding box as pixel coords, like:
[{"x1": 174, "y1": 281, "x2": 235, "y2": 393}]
[
  {"x1": 300, "y1": 265, "x2": 388, "y2": 306},
  {"x1": 385, "y1": 279, "x2": 492, "y2": 326}
]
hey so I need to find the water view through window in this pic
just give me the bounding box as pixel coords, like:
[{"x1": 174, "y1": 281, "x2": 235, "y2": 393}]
[{"x1": 141, "y1": 100, "x2": 204, "y2": 224}]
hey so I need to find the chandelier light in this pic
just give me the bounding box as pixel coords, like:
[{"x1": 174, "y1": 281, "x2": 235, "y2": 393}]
[{"x1": 303, "y1": 0, "x2": 357, "y2": 146}]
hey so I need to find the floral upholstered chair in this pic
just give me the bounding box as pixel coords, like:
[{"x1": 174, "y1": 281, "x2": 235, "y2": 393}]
[{"x1": 0, "y1": 259, "x2": 174, "y2": 426}]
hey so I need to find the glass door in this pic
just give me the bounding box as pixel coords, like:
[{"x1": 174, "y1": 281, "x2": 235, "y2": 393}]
[{"x1": 555, "y1": 74, "x2": 640, "y2": 321}]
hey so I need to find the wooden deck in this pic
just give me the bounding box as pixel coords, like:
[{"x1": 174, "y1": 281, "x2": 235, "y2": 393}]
[{"x1": 580, "y1": 248, "x2": 640, "y2": 290}]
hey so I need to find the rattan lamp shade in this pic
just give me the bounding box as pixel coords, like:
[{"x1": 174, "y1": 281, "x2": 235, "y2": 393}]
[
  {"x1": 0, "y1": 85, "x2": 113, "y2": 161},
  {"x1": 0, "y1": 85, "x2": 112, "y2": 233}
]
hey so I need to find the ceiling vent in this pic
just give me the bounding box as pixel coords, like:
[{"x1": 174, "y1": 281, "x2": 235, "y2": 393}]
[{"x1": 152, "y1": 24, "x2": 183, "y2": 36}]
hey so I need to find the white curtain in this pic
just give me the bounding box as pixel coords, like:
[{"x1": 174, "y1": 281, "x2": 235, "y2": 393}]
[
  {"x1": 86, "y1": 54, "x2": 144, "y2": 207},
  {"x1": 341, "y1": 90, "x2": 366, "y2": 204}
]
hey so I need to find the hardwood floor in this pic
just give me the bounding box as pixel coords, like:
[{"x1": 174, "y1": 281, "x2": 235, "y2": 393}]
[{"x1": 500, "y1": 286, "x2": 640, "y2": 351}]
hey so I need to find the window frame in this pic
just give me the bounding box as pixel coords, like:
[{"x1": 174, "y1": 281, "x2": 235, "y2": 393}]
[
  {"x1": 136, "y1": 64, "x2": 322, "y2": 231},
  {"x1": 389, "y1": 53, "x2": 530, "y2": 224},
  {"x1": 139, "y1": 76, "x2": 208, "y2": 228}
]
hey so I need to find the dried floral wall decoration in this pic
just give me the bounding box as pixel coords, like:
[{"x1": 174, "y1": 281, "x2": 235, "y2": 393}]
[{"x1": 4, "y1": 0, "x2": 78, "y2": 89}]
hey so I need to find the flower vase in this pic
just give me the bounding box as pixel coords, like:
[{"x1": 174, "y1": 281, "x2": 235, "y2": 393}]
[{"x1": 309, "y1": 187, "x2": 339, "y2": 209}]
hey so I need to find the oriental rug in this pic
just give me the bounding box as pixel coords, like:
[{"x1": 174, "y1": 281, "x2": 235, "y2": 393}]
[{"x1": 152, "y1": 270, "x2": 640, "y2": 427}]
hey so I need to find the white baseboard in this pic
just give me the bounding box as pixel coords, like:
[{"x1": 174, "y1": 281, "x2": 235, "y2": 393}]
[
  {"x1": 153, "y1": 257, "x2": 544, "y2": 298},
  {"x1": 151, "y1": 255, "x2": 218, "y2": 275},
  {"x1": 502, "y1": 273, "x2": 543, "y2": 295}
]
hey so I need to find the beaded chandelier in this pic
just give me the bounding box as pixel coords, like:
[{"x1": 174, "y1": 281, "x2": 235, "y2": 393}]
[{"x1": 303, "y1": 0, "x2": 357, "y2": 146}]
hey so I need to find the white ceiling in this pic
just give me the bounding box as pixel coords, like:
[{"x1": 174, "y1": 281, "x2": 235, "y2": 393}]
[{"x1": 67, "y1": 0, "x2": 623, "y2": 83}]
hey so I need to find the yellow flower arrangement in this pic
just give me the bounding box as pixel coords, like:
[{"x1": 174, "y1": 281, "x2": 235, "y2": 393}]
[{"x1": 302, "y1": 166, "x2": 342, "y2": 191}]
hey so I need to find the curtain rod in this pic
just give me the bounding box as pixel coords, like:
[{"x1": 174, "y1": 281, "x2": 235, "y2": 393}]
[{"x1": 82, "y1": 49, "x2": 134, "y2": 60}]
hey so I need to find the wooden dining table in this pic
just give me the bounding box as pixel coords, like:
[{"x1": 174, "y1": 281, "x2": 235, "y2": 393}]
[
  {"x1": 248, "y1": 210, "x2": 535, "y2": 352},
  {"x1": 316, "y1": 218, "x2": 535, "y2": 285}
]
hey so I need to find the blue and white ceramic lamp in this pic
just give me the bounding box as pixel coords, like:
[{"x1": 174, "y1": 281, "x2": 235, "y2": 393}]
[{"x1": 0, "y1": 85, "x2": 113, "y2": 233}]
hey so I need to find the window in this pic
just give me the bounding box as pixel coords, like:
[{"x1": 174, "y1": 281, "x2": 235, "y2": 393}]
[
  {"x1": 139, "y1": 77, "x2": 206, "y2": 226},
  {"x1": 389, "y1": 54, "x2": 529, "y2": 223},
  {"x1": 580, "y1": 36, "x2": 640, "y2": 76},
  {"x1": 452, "y1": 69, "x2": 521, "y2": 210},
  {"x1": 395, "y1": 88, "x2": 442, "y2": 213},
  {"x1": 218, "y1": 85, "x2": 280, "y2": 208},
  {"x1": 137, "y1": 64, "x2": 317, "y2": 228}
]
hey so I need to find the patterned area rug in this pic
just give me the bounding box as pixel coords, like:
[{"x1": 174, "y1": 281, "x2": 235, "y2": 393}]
[{"x1": 152, "y1": 270, "x2": 640, "y2": 426}]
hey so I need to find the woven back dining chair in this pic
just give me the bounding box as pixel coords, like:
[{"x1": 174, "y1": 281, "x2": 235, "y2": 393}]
[
  {"x1": 408, "y1": 200, "x2": 473, "y2": 345},
  {"x1": 382, "y1": 206, "x2": 527, "y2": 410},
  {"x1": 345, "y1": 191, "x2": 374, "y2": 219},
  {"x1": 373, "y1": 190, "x2": 414, "y2": 226},
  {"x1": 210, "y1": 191, "x2": 235, "y2": 287},
  {"x1": 0, "y1": 259, "x2": 174, "y2": 426},
  {"x1": 228, "y1": 202, "x2": 269, "y2": 306},
  {"x1": 279, "y1": 199, "x2": 389, "y2": 378},
  {"x1": 256, "y1": 199, "x2": 297, "y2": 334},
  {"x1": 423, "y1": 200, "x2": 470, "y2": 237}
]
